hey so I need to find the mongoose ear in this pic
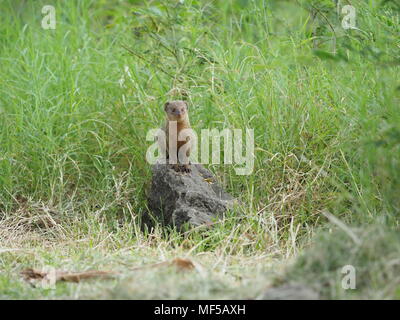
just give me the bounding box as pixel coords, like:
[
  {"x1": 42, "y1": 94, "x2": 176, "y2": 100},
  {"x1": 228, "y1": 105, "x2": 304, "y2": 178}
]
[
  {"x1": 184, "y1": 101, "x2": 189, "y2": 110},
  {"x1": 164, "y1": 102, "x2": 169, "y2": 111}
]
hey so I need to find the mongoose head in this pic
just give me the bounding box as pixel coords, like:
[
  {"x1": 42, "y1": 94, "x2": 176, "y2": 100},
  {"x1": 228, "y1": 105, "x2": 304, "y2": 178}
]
[{"x1": 164, "y1": 100, "x2": 188, "y2": 122}]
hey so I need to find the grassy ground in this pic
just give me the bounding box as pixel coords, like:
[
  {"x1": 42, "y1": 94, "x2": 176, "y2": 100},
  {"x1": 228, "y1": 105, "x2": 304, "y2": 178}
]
[{"x1": 0, "y1": 0, "x2": 399, "y2": 299}]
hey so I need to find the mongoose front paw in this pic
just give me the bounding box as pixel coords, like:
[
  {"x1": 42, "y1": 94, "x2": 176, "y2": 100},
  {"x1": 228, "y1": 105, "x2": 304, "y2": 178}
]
[
  {"x1": 171, "y1": 164, "x2": 180, "y2": 172},
  {"x1": 171, "y1": 164, "x2": 191, "y2": 173}
]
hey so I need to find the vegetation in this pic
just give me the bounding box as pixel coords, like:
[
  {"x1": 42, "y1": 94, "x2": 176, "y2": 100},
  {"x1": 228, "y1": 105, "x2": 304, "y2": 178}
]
[{"x1": 0, "y1": 0, "x2": 399, "y2": 299}]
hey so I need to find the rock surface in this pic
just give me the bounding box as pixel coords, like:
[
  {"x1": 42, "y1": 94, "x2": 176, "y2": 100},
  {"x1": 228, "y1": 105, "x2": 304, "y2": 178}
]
[
  {"x1": 147, "y1": 163, "x2": 235, "y2": 229},
  {"x1": 262, "y1": 283, "x2": 320, "y2": 300}
]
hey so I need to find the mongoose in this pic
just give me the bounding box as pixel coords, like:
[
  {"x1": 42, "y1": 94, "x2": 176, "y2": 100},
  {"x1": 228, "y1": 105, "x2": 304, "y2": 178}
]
[{"x1": 162, "y1": 100, "x2": 192, "y2": 173}]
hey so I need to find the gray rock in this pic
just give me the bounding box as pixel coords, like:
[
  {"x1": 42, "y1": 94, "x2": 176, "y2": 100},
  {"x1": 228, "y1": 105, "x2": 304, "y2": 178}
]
[
  {"x1": 147, "y1": 163, "x2": 235, "y2": 230},
  {"x1": 262, "y1": 283, "x2": 320, "y2": 300}
]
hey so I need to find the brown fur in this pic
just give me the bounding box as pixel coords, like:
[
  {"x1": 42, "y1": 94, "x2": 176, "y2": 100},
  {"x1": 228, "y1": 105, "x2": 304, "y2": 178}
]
[{"x1": 163, "y1": 100, "x2": 192, "y2": 172}]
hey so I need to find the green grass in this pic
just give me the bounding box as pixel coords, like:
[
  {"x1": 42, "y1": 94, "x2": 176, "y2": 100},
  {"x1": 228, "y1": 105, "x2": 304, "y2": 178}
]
[{"x1": 0, "y1": 0, "x2": 399, "y2": 299}]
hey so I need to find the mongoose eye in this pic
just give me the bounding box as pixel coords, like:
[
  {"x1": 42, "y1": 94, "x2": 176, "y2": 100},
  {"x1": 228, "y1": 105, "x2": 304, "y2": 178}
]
[{"x1": 172, "y1": 108, "x2": 176, "y2": 112}]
